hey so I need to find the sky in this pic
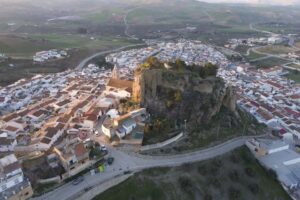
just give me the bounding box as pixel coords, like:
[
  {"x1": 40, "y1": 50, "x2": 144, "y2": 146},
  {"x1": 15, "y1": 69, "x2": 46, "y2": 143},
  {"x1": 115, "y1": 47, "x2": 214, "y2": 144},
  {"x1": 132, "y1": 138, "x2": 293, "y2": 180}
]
[{"x1": 198, "y1": 0, "x2": 300, "y2": 5}]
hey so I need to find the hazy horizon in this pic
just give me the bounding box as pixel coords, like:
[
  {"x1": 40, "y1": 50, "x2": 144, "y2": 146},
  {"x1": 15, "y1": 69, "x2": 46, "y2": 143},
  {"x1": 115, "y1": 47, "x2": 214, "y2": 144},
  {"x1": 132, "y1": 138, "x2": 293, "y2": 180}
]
[
  {"x1": 198, "y1": 0, "x2": 300, "y2": 5},
  {"x1": 0, "y1": 0, "x2": 299, "y2": 6}
]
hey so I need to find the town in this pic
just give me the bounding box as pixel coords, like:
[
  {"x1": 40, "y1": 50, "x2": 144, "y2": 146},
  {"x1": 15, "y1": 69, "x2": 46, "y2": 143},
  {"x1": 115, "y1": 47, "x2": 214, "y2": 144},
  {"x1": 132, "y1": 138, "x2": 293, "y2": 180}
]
[{"x1": 0, "y1": 39, "x2": 300, "y2": 200}]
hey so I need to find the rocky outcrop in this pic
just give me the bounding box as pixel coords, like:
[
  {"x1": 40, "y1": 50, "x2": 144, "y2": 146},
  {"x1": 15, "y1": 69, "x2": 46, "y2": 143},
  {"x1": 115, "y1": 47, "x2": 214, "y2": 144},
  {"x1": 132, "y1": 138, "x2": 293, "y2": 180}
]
[{"x1": 132, "y1": 68, "x2": 237, "y2": 124}]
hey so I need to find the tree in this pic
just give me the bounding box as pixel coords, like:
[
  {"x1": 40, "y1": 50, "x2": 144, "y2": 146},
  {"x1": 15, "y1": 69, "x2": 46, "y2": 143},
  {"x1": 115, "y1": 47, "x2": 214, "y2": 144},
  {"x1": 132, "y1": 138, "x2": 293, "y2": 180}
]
[
  {"x1": 174, "y1": 59, "x2": 186, "y2": 71},
  {"x1": 203, "y1": 63, "x2": 218, "y2": 77}
]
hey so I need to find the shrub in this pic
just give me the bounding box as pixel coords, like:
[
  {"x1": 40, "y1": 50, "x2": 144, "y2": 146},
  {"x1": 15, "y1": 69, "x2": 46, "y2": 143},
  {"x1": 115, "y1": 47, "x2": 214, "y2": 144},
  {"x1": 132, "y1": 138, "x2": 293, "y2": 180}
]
[
  {"x1": 204, "y1": 193, "x2": 213, "y2": 200},
  {"x1": 178, "y1": 176, "x2": 193, "y2": 193},
  {"x1": 244, "y1": 167, "x2": 256, "y2": 177},
  {"x1": 228, "y1": 187, "x2": 241, "y2": 200},
  {"x1": 248, "y1": 183, "x2": 259, "y2": 195},
  {"x1": 228, "y1": 170, "x2": 240, "y2": 181},
  {"x1": 197, "y1": 164, "x2": 208, "y2": 175}
]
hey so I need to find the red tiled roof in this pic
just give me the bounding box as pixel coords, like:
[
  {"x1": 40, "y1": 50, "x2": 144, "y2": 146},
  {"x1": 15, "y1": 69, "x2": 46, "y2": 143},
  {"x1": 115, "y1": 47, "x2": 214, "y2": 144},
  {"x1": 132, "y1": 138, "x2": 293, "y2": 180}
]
[{"x1": 74, "y1": 143, "x2": 87, "y2": 158}]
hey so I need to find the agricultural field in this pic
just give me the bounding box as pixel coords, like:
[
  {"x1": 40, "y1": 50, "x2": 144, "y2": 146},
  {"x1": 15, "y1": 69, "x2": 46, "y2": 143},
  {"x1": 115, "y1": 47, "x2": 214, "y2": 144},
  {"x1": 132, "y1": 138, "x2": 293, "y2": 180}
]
[
  {"x1": 245, "y1": 50, "x2": 266, "y2": 61},
  {"x1": 0, "y1": 34, "x2": 133, "y2": 58},
  {"x1": 286, "y1": 63, "x2": 300, "y2": 70},
  {"x1": 256, "y1": 45, "x2": 296, "y2": 55},
  {"x1": 285, "y1": 70, "x2": 300, "y2": 83},
  {"x1": 0, "y1": 49, "x2": 85, "y2": 86},
  {"x1": 94, "y1": 146, "x2": 290, "y2": 200},
  {"x1": 256, "y1": 22, "x2": 300, "y2": 34},
  {"x1": 250, "y1": 57, "x2": 289, "y2": 68}
]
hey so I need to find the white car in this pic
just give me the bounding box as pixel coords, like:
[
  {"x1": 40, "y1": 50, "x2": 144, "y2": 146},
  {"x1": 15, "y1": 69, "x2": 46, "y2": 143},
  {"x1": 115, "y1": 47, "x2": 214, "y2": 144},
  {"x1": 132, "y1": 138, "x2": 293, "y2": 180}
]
[
  {"x1": 95, "y1": 130, "x2": 100, "y2": 136},
  {"x1": 100, "y1": 144, "x2": 107, "y2": 152}
]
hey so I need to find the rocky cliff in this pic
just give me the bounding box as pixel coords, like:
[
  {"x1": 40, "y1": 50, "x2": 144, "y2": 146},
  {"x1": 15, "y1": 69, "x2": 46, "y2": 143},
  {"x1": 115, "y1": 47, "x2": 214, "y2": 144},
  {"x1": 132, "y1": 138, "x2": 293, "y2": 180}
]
[{"x1": 132, "y1": 67, "x2": 237, "y2": 124}]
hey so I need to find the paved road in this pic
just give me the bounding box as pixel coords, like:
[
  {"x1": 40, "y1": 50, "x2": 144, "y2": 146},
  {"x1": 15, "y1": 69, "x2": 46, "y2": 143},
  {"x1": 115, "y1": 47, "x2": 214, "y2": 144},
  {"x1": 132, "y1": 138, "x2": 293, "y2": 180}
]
[
  {"x1": 123, "y1": 7, "x2": 140, "y2": 40},
  {"x1": 249, "y1": 23, "x2": 274, "y2": 36},
  {"x1": 75, "y1": 43, "x2": 145, "y2": 70},
  {"x1": 76, "y1": 6, "x2": 144, "y2": 71},
  {"x1": 33, "y1": 136, "x2": 255, "y2": 200}
]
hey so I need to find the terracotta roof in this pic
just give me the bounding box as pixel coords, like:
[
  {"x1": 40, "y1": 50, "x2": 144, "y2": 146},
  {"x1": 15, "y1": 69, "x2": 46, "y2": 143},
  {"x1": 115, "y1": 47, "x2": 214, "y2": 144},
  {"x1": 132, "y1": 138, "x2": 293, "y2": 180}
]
[
  {"x1": 74, "y1": 143, "x2": 87, "y2": 158},
  {"x1": 0, "y1": 138, "x2": 15, "y2": 146},
  {"x1": 85, "y1": 114, "x2": 97, "y2": 122},
  {"x1": 290, "y1": 94, "x2": 300, "y2": 99},
  {"x1": 4, "y1": 126, "x2": 18, "y2": 132},
  {"x1": 41, "y1": 137, "x2": 52, "y2": 144},
  {"x1": 45, "y1": 127, "x2": 59, "y2": 138},
  {"x1": 266, "y1": 80, "x2": 283, "y2": 89},
  {"x1": 3, "y1": 161, "x2": 20, "y2": 174},
  {"x1": 32, "y1": 109, "x2": 48, "y2": 117},
  {"x1": 2, "y1": 113, "x2": 18, "y2": 122},
  {"x1": 56, "y1": 99, "x2": 71, "y2": 107},
  {"x1": 57, "y1": 115, "x2": 72, "y2": 124},
  {"x1": 107, "y1": 78, "x2": 133, "y2": 90},
  {"x1": 257, "y1": 108, "x2": 273, "y2": 121}
]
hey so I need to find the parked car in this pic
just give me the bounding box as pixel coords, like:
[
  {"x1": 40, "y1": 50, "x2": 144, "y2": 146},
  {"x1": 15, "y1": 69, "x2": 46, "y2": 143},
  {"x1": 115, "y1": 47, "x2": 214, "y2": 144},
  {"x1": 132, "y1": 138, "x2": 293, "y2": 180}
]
[
  {"x1": 72, "y1": 176, "x2": 84, "y2": 185},
  {"x1": 107, "y1": 157, "x2": 114, "y2": 165},
  {"x1": 100, "y1": 144, "x2": 107, "y2": 152}
]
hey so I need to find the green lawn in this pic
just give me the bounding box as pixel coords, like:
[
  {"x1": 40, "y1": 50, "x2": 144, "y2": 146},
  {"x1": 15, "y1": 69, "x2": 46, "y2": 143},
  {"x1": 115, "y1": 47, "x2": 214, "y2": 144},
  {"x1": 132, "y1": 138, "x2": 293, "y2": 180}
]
[{"x1": 94, "y1": 146, "x2": 290, "y2": 200}]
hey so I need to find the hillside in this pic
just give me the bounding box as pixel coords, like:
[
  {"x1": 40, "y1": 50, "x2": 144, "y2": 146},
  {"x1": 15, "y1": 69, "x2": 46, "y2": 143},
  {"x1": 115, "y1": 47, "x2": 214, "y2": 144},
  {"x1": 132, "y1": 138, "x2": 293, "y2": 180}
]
[{"x1": 94, "y1": 146, "x2": 290, "y2": 200}]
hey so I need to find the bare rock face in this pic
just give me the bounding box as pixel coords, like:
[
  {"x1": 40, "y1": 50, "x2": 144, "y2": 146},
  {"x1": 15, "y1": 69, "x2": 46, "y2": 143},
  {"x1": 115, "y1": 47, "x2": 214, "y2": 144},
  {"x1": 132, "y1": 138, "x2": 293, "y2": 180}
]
[{"x1": 133, "y1": 68, "x2": 237, "y2": 124}]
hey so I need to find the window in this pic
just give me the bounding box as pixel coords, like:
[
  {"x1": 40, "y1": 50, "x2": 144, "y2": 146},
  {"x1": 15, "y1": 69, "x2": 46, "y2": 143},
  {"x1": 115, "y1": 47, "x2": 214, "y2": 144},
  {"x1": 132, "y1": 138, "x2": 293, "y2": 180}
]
[
  {"x1": 1, "y1": 184, "x2": 7, "y2": 191},
  {"x1": 14, "y1": 179, "x2": 19, "y2": 184}
]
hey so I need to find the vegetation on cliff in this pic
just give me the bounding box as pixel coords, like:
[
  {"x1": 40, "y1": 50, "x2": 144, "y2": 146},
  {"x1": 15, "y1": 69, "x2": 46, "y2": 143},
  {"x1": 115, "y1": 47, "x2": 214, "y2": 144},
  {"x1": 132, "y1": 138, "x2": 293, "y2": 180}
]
[{"x1": 136, "y1": 57, "x2": 218, "y2": 79}]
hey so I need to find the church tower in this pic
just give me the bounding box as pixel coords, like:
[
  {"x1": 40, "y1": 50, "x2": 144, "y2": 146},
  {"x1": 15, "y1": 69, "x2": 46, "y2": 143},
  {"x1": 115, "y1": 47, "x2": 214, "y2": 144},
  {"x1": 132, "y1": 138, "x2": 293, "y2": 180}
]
[{"x1": 112, "y1": 65, "x2": 120, "y2": 79}]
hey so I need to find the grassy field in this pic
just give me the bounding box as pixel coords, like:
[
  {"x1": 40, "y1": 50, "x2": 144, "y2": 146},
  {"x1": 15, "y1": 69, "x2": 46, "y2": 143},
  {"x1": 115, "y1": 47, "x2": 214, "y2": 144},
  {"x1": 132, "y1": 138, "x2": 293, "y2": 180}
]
[
  {"x1": 285, "y1": 70, "x2": 300, "y2": 83},
  {"x1": 94, "y1": 146, "x2": 290, "y2": 200},
  {"x1": 251, "y1": 57, "x2": 289, "y2": 68},
  {"x1": 286, "y1": 63, "x2": 300, "y2": 70},
  {"x1": 246, "y1": 50, "x2": 266, "y2": 61},
  {"x1": 0, "y1": 34, "x2": 133, "y2": 58},
  {"x1": 0, "y1": 36, "x2": 137, "y2": 86},
  {"x1": 257, "y1": 45, "x2": 296, "y2": 55},
  {"x1": 256, "y1": 22, "x2": 300, "y2": 34}
]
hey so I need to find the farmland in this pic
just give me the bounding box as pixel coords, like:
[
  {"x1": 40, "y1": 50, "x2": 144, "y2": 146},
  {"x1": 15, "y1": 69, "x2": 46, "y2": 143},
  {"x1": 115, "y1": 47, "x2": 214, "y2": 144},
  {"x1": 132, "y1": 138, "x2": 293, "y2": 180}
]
[
  {"x1": 256, "y1": 45, "x2": 296, "y2": 55},
  {"x1": 0, "y1": 34, "x2": 134, "y2": 58}
]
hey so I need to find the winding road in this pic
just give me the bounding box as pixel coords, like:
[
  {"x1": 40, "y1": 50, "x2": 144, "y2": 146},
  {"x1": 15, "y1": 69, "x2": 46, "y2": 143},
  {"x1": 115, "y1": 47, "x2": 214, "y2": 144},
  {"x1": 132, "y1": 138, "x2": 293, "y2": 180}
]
[
  {"x1": 76, "y1": 43, "x2": 145, "y2": 70},
  {"x1": 76, "y1": 7, "x2": 143, "y2": 70},
  {"x1": 33, "y1": 136, "x2": 258, "y2": 200},
  {"x1": 246, "y1": 23, "x2": 298, "y2": 63}
]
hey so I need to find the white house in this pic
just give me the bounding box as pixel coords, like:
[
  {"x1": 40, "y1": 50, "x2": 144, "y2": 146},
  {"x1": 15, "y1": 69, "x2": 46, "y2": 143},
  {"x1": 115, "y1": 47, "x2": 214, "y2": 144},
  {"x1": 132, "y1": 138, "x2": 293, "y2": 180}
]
[
  {"x1": 0, "y1": 154, "x2": 24, "y2": 192},
  {"x1": 115, "y1": 118, "x2": 137, "y2": 139},
  {"x1": 27, "y1": 109, "x2": 48, "y2": 122},
  {"x1": 6, "y1": 120, "x2": 27, "y2": 131},
  {"x1": 0, "y1": 154, "x2": 33, "y2": 200},
  {"x1": 0, "y1": 133, "x2": 17, "y2": 152},
  {"x1": 38, "y1": 123, "x2": 65, "y2": 150}
]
